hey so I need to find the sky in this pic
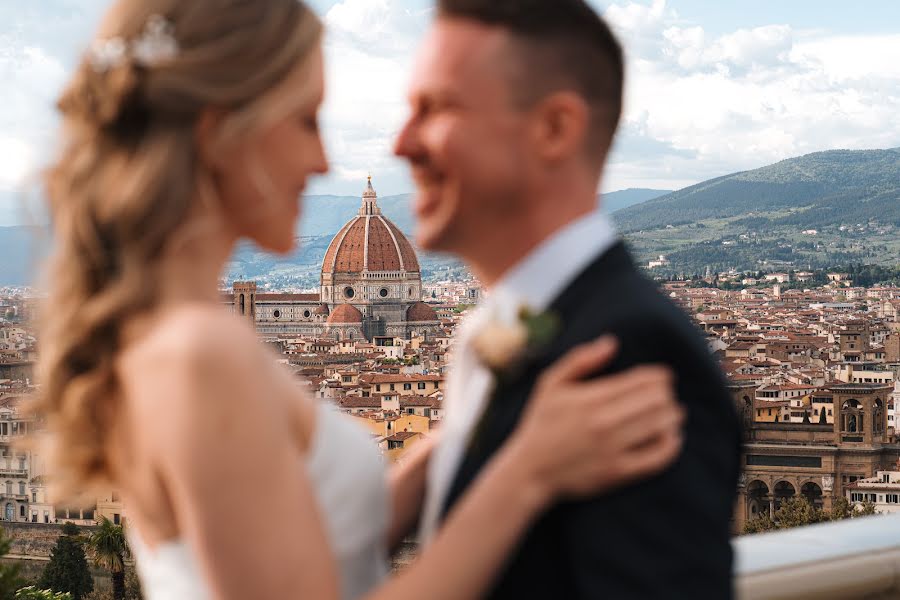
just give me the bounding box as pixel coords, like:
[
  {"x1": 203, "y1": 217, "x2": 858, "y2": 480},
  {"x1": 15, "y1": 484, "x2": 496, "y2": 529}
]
[{"x1": 1, "y1": 0, "x2": 899, "y2": 224}]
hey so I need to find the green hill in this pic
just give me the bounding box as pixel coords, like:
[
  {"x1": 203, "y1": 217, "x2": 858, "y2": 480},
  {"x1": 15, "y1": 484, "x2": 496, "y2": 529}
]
[
  {"x1": 615, "y1": 148, "x2": 900, "y2": 233},
  {"x1": 615, "y1": 148, "x2": 900, "y2": 275}
]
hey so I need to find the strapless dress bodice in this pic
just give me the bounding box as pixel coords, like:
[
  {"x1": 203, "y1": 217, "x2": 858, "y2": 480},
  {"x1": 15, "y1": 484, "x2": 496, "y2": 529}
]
[{"x1": 130, "y1": 403, "x2": 390, "y2": 600}]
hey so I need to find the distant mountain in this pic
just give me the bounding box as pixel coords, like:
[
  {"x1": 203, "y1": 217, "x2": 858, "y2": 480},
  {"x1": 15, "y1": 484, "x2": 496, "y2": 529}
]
[
  {"x1": 298, "y1": 193, "x2": 416, "y2": 238},
  {"x1": 0, "y1": 227, "x2": 50, "y2": 286},
  {"x1": 603, "y1": 188, "x2": 672, "y2": 214},
  {"x1": 5, "y1": 151, "x2": 898, "y2": 287},
  {"x1": 299, "y1": 188, "x2": 671, "y2": 239},
  {"x1": 614, "y1": 148, "x2": 900, "y2": 233},
  {"x1": 615, "y1": 148, "x2": 900, "y2": 276}
]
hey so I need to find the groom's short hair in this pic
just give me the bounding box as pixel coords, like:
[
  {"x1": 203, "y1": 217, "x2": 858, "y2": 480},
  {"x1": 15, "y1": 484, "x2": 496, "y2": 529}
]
[{"x1": 437, "y1": 0, "x2": 624, "y2": 157}]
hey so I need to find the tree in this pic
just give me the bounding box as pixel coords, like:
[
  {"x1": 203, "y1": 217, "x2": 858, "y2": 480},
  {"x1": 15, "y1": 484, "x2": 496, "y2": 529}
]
[
  {"x1": 773, "y1": 496, "x2": 819, "y2": 529},
  {"x1": 826, "y1": 496, "x2": 854, "y2": 521},
  {"x1": 0, "y1": 527, "x2": 24, "y2": 600},
  {"x1": 742, "y1": 514, "x2": 775, "y2": 535},
  {"x1": 87, "y1": 519, "x2": 127, "y2": 600},
  {"x1": 38, "y1": 524, "x2": 93, "y2": 600},
  {"x1": 123, "y1": 569, "x2": 142, "y2": 600},
  {"x1": 743, "y1": 496, "x2": 882, "y2": 535},
  {"x1": 855, "y1": 500, "x2": 879, "y2": 517}
]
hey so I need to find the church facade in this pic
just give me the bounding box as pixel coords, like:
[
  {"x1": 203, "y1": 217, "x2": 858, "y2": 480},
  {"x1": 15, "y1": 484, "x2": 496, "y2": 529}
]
[{"x1": 227, "y1": 178, "x2": 441, "y2": 341}]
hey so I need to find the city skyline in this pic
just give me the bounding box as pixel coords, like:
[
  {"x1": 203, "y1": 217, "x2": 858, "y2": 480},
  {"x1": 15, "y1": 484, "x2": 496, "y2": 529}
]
[{"x1": 2, "y1": 0, "x2": 900, "y2": 225}]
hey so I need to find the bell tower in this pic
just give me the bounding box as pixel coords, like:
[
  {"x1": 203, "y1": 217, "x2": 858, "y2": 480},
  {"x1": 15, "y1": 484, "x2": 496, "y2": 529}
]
[
  {"x1": 832, "y1": 383, "x2": 890, "y2": 446},
  {"x1": 233, "y1": 281, "x2": 257, "y2": 325}
]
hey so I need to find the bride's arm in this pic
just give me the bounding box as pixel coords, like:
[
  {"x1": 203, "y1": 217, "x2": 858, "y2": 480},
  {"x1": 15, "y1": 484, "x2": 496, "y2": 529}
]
[
  {"x1": 366, "y1": 338, "x2": 684, "y2": 600},
  {"x1": 386, "y1": 435, "x2": 435, "y2": 551},
  {"x1": 157, "y1": 317, "x2": 678, "y2": 600},
  {"x1": 153, "y1": 317, "x2": 341, "y2": 600}
]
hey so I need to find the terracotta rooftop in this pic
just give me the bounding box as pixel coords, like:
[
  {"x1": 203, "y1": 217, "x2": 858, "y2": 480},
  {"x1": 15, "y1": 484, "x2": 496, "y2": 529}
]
[
  {"x1": 407, "y1": 302, "x2": 438, "y2": 323},
  {"x1": 322, "y1": 178, "x2": 420, "y2": 274},
  {"x1": 327, "y1": 304, "x2": 363, "y2": 324}
]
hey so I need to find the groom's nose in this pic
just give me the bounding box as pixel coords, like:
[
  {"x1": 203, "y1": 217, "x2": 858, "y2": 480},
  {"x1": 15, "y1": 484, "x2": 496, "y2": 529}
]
[{"x1": 394, "y1": 116, "x2": 421, "y2": 161}]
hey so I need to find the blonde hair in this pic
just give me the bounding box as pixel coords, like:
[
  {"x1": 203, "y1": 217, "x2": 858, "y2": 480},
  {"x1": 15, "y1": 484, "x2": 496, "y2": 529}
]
[{"x1": 36, "y1": 0, "x2": 323, "y2": 495}]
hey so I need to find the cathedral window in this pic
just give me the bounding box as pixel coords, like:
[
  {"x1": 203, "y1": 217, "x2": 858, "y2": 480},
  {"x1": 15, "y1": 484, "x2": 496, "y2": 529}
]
[
  {"x1": 380, "y1": 288, "x2": 389, "y2": 298},
  {"x1": 345, "y1": 287, "x2": 355, "y2": 299}
]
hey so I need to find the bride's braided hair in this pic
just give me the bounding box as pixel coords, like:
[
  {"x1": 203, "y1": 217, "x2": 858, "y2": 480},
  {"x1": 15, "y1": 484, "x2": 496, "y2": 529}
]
[{"x1": 37, "y1": 0, "x2": 322, "y2": 496}]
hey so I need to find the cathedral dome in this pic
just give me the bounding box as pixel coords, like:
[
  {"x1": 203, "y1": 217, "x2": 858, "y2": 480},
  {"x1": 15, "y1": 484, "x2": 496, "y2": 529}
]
[
  {"x1": 327, "y1": 303, "x2": 363, "y2": 324},
  {"x1": 322, "y1": 177, "x2": 420, "y2": 275},
  {"x1": 407, "y1": 302, "x2": 438, "y2": 322}
]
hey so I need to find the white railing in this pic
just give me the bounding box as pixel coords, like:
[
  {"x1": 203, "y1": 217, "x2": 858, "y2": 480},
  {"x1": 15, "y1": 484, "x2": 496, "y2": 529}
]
[{"x1": 735, "y1": 513, "x2": 900, "y2": 599}]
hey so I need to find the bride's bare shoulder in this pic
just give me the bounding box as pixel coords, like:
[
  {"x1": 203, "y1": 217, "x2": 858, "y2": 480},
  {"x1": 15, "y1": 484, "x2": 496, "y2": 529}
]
[{"x1": 120, "y1": 305, "x2": 265, "y2": 405}]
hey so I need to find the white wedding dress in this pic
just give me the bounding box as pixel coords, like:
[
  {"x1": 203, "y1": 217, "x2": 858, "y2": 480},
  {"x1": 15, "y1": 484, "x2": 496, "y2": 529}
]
[{"x1": 129, "y1": 403, "x2": 391, "y2": 600}]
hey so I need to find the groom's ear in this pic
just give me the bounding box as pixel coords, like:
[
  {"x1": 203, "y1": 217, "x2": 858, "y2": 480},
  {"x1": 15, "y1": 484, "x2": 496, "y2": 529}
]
[{"x1": 529, "y1": 91, "x2": 591, "y2": 164}]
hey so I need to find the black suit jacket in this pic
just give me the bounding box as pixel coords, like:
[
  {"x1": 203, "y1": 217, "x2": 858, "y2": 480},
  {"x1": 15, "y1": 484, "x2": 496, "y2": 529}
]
[{"x1": 441, "y1": 242, "x2": 741, "y2": 599}]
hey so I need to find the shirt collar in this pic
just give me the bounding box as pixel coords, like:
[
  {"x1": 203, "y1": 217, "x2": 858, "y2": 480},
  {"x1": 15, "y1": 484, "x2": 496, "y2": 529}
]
[{"x1": 486, "y1": 211, "x2": 618, "y2": 321}]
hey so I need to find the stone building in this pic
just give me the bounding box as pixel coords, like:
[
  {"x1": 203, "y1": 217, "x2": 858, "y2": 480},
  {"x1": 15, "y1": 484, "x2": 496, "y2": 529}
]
[
  {"x1": 226, "y1": 177, "x2": 441, "y2": 341},
  {"x1": 733, "y1": 382, "x2": 898, "y2": 531}
]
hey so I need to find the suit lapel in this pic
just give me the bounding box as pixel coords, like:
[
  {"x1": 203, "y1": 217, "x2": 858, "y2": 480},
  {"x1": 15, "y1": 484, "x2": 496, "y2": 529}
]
[
  {"x1": 441, "y1": 242, "x2": 637, "y2": 518},
  {"x1": 518, "y1": 242, "x2": 635, "y2": 374}
]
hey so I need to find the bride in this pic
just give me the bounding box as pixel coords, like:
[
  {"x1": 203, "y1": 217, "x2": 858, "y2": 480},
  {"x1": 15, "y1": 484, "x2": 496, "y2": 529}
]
[{"x1": 35, "y1": 1, "x2": 684, "y2": 598}]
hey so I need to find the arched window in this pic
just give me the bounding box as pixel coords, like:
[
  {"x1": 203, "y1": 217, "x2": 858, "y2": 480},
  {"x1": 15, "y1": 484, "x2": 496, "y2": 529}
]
[
  {"x1": 801, "y1": 482, "x2": 823, "y2": 508},
  {"x1": 774, "y1": 481, "x2": 796, "y2": 511},
  {"x1": 874, "y1": 399, "x2": 884, "y2": 433},
  {"x1": 842, "y1": 399, "x2": 863, "y2": 433},
  {"x1": 747, "y1": 480, "x2": 770, "y2": 517}
]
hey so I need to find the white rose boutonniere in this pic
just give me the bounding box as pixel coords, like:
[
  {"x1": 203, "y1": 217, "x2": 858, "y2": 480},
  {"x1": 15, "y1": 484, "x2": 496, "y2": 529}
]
[
  {"x1": 467, "y1": 305, "x2": 561, "y2": 453},
  {"x1": 470, "y1": 320, "x2": 529, "y2": 373},
  {"x1": 471, "y1": 305, "x2": 561, "y2": 380}
]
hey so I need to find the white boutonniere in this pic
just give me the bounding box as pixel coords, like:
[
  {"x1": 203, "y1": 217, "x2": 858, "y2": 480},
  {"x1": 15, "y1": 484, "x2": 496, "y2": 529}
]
[
  {"x1": 471, "y1": 305, "x2": 561, "y2": 379},
  {"x1": 466, "y1": 305, "x2": 560, "y2": 454}
]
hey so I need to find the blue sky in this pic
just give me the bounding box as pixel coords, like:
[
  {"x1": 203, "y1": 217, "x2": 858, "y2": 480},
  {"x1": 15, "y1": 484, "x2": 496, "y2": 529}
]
[{"x1": 2, "y1": 0, "x2": 899, "y2": 224}]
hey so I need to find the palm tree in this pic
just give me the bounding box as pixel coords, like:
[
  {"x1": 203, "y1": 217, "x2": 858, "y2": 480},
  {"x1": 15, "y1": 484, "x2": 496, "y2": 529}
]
[{"x1": 87, "y1": 518, "x2": 127, "y2": 600}]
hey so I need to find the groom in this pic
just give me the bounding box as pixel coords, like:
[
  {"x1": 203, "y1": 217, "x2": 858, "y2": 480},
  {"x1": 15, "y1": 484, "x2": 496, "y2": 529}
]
[{"x1": 395, "y1": 0, "x2": 741, "y2": 598}]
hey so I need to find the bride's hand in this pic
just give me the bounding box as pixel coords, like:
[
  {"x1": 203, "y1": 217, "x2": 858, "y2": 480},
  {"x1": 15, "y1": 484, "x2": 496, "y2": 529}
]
[{"x1": 506, "y1": 336, "x2": 684, "y2": 505}]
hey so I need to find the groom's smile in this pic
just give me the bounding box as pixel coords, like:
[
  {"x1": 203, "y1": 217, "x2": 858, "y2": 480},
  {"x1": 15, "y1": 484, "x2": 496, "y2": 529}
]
[{"x1": 394, "y1": 18, "x2": 531, "y2": 260}]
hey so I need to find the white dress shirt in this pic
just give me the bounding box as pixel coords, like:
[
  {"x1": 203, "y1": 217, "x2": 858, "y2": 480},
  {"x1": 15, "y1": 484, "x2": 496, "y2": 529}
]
[{"x1": 419, "y1": 210, "x2": 619, "y2": 543}]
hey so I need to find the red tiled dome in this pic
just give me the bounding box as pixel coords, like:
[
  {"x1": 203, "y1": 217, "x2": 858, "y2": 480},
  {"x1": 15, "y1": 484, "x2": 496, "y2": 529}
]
[
  {"x1": 313, "y1": 303, "x2": 330, "y2": 316},
  {"x1": 406, "y1": 302, "x2": 438, "y2": 322},
  {"x1": 327, "y1": 303, "x2": 363, "y2": 324},
  {"x1": 322, "y1": 177, "x2": 420, "y2": 275}
]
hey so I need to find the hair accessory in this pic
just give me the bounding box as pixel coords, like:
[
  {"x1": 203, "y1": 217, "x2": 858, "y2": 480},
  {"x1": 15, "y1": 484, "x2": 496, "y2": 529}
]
[{"x1": 88, "y1": 14, "x2": 178, "y2": 73}]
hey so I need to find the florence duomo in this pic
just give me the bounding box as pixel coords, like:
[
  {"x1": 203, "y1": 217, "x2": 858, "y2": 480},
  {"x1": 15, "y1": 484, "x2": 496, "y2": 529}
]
[{"x1": 227, "y1": 177, "x2": 441, "y2": 341}]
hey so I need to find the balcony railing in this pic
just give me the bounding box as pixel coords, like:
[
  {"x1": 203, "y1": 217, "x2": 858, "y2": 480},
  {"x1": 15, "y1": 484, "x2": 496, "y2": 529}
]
[
  {"x1": 735, "y1": 513, "x2": 900, "y2": 599},
  {"x1": 0, "y1": 469, "x2": 27, "y2": 478}
]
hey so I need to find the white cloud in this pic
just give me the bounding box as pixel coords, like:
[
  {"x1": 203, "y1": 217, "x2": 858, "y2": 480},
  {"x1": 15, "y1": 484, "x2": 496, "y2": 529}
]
[
  {"x1": 2, "y1": 0, "x2": 899, "y2": 217},
  {"x1": 0, "y1": 0, "x2": 106, "y2": 202},
  {"x1": 0, "y1": 137, "x2": 35, "y2": 190},
  {"x1": 0, "y1": 42, "x2": 67, "y2": 195},
  {"x1": 314, "y1": 0, "x2": 430, "y2": 194},
  {"x1": 601, "y1": 0, "x2": 900, "y2": 192}
]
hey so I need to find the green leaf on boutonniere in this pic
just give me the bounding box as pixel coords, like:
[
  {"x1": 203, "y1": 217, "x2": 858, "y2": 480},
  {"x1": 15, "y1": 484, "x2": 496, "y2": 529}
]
[
  {"x1": 466, "y1": 307, "x2": 561, "y2": 455},
  {"x1": 518, "y1": 306, "x2": 561, "y2": 352}
]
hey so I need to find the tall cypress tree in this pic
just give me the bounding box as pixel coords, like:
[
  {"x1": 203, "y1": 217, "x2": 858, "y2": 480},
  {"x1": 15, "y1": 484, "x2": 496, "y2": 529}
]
[
  {"x1": 37, "y1": 524, "x2": 93, "y2": 600},
  {"x1": 0, "y1": 526, "x2": 24, "y2": 600}
]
